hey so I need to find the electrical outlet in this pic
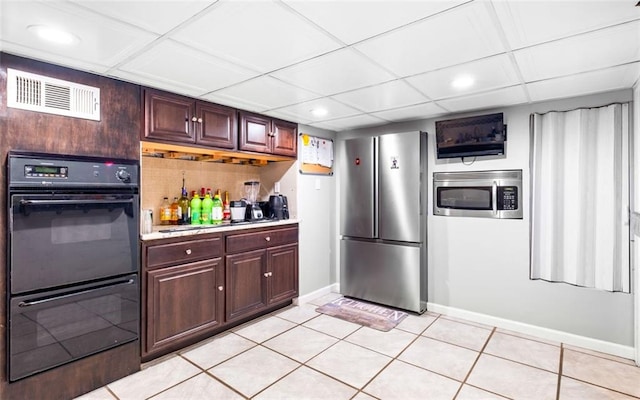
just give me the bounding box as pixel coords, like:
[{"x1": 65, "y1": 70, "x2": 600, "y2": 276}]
[{"x1": 274, "y1": 181, "x2": 280, "y2": 193}]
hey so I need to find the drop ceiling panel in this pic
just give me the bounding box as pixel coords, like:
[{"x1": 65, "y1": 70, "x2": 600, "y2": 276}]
[
  {"x1": 332, "y1": 80, "x2": 428, "y2": 112},
  {"x1": 0, "y1": 1, "x2": 157, "y2": 71},
  {"x1": 514, "y1": 21, "x2": 640, "y2": 82},
  {"x1": 406, "y1": 54, "x2": 521, "y2": 100},
  {"x1": 273, "y1": 97, "x2": 361, "y2": 122},
  {"x1": 311, "y1": 114, "x2": 389, "y2": 131},
  {"x1": 437, "y1": 85, "x2": 528, "y2": 113},
  {"x1": 68, "y1": 0, "x2": 214, "y2": 35},
  {"x1": 282, "y1": 0, "x2": 465, "y2": 45},
  {"x1": 493, "y1": 0, "x2": 640, "y2": 49},
  {"x1": 205, "y1": 76, "x2": 320, "y2": 112},
  {"x1": 118, "y1": 39, "x2": 257, "y2": 95},
  {"x1": 354, "y1": 1, "x2": 506, "y2": 77},
  {"x1": 371, "y1": 102, "x2": 448, "y2": 122},
  {"x1": 527, "y1": 63, "x2": 640, "y2": 102},
  {"x1": 270, "y1": 48, "x2": 396, "y2": 96},
  {"x1": 170, "y1": 1, "x2": 340, "y2": 73}
]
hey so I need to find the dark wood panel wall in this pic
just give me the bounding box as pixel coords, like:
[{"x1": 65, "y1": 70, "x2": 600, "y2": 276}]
[{"x1": 0, "y1": 52, "x2": 141, "y2": 399}]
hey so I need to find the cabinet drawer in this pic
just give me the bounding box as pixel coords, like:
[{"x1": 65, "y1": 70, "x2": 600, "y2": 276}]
[
  {"x1": 146, "y1": 235, "x2": 223, "y2": 270},
  {"x1": 226, "y1": 227, "x2": 298, "y2": 254}
]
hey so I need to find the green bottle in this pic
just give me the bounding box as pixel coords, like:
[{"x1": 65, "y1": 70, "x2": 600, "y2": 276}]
[
  {"x1": 212, "y1": 193, "x2": 223, "y2": 225},
  {"x1": 201, "y1": 189, "x2": 213, "y2": 225},
  {"x1": 190, "y1": 192, "x2": 201, "y2": 225}
]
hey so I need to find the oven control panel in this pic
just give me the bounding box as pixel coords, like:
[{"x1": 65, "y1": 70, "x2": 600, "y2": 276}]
[
  {"x1": 8, "y1": 151, "x2": 139, "y2": 188},
  {"x1": 24, "y1": 165, "x2": 68, "y2": 179}
]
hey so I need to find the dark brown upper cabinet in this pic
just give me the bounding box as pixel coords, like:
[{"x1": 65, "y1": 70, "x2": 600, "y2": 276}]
[
  {"x1": 143, "y1": 88, "x2": 237, "y2": 150},
  {"x1": 239, "y1": 111, "x2": 297, "y2": 157}
]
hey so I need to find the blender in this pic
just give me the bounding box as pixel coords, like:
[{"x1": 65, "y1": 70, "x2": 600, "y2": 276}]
[{"x1": 243, "y1": 181, "x2": 263, "y2": 220}]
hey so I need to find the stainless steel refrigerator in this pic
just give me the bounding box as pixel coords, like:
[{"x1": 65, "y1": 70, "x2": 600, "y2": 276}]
[{"x1": 340, "y1": 132, "x2": 427, "y2": 313}]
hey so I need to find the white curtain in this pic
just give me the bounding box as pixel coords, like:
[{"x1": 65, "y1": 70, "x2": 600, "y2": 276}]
[{"x1": 530, "y1": 103, "x2": 630, "y2": 293}]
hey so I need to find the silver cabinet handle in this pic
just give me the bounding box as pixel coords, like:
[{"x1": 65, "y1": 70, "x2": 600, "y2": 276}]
[
  {"x1": 269, "y1": 272, "x2": 273, "y2": 277},
  {"x1": 185, "y1": 249, "x2": 192, "y2": 255},
  {"x1": 264, "y1": 272, "x2": 269, "y2": 277},
  {"x1": 197, "y1": 118, "x2": 203, "y2": 123},
  {"x1": 218, "y1": 286, "x2": 223, "y2": 291},
  {"x1": 191, "y1": 116, "x2": 198, "y2": 122},
  {"x1": 265, "y1": 236, "x2": 271, "y2": 242}
]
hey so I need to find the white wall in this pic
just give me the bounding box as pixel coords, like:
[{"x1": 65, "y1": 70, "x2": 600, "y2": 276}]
[
  {"x1": 295, "y1": 125, "x2": 337, "y2": 296},
  {"x1": 338, "y1": 89, "x2": 635, "y2": 348}
]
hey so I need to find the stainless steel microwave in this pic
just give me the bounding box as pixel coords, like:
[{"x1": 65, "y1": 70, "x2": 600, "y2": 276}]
[{"x1": 433, "y1": 169, "x2": 523, "y2": 219}]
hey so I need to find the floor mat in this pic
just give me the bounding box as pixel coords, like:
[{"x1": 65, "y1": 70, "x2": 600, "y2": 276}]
[{"x1": 315, "y1": 297, "x2": 409, "y2": 332}]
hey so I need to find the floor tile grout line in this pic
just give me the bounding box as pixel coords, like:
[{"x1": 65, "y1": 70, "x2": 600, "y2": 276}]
[
  {"x1": 556, "y1": 344, "x2": 564, "y2": 400},
  {"x1": 452, "y1": 326, "x2": 497, "y2": 400},
  {"x1": 342, "y1": 314, "x2": 443, "y2": 398}
]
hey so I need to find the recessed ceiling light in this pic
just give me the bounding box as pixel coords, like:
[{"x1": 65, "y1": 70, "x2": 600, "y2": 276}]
[
  {"x1": 310, "y1": 108, "x2": 328, "y2": 118},
  {"x1": 451, "y1": 74, "x2": 475, "y2": 90},
  {"x1": 28, "y1": 25, "x2": 80, "y2": 45}
]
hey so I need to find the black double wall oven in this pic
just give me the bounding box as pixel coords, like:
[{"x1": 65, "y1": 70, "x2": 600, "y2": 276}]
[{"x1": 7, "y1": 151, "x2": 140, "y2": 382}]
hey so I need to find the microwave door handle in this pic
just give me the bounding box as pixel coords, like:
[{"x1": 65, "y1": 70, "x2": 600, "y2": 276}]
[{"x1": 492, "y1": 181, "x2": 498, "y2": 215}]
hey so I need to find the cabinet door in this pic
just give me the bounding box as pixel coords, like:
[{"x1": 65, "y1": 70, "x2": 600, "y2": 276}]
[
  {"x1": 272, "y1": 119, "x2": 298, "y2": 157},
  {"x1": 143, "y1": 89, "x2": 196, "y2": 144},
  {"x1": 238, "y1": 111, "x2": 271, "y2": 153},
  {"x1": 266, "y1": 243, "x2": 298, "y2": 305},
  {"x1": 225, "y1": 249, "x2": 267, "y2": 322},
  {"x1": 197, "y1": 103, "x2": 237, "y2": 149},
  {"x1": 145, "y1": 259, "x2": 224, "y2": 355}
]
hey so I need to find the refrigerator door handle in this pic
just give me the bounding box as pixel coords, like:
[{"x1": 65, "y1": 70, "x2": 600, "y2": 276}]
[{"x1": 373, "y1": 137, "x2": 379, "y2": 238}]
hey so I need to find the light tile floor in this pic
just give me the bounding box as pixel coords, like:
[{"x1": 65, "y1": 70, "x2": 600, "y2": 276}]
[{"x1": 76, "y1": 292, "x2": 640, "y2": 400}]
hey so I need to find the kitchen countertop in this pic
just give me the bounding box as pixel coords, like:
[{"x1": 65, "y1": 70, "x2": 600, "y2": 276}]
[{"x1": 140, "y1": 219, "x2": 299, "y2": 241}]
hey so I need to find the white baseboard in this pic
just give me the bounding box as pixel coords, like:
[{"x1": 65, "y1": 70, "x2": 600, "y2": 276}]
[
  {"x1": 294, "y1": 283, "x2": 340, "y2": 306},
  {"x1": 428, "y1": 302, "x2": 635, "y2": 361}
]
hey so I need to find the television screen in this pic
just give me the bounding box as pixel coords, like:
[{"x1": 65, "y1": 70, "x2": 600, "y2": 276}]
[{"x1": 436, "y1": 113, "x2": 506, "y2": 159}]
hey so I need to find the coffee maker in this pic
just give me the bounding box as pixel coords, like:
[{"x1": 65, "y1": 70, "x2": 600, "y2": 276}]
[
  {"x1": 268, "y1": 195, "x2": 289, "y2": 220},
  {"x1": 243, "y1": 181, "x2": 263, "y2": 220}
]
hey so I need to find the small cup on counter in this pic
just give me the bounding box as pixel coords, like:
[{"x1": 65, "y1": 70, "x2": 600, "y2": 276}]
[{"x1": 141, "y1": 209, "x2": 153, "y2": 234}]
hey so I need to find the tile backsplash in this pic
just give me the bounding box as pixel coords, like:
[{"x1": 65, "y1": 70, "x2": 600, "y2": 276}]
[{"x1": 141, "y1": 156, "x2": 296, "y2": 219}]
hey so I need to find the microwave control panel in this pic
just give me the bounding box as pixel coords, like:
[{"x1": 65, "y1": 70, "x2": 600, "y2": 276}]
[{"x1": 497, "y1": 186, "x2": 518, "y2": 210}]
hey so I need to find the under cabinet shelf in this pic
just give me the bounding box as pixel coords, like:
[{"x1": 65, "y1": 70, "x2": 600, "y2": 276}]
[{"x1": 141, "y1": 141, "x2": 295, "y2": 165}]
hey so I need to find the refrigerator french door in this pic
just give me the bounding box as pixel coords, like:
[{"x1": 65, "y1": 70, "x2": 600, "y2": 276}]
[{"x1": 340, "y1": 132, "x2": 427, "y2": 313}]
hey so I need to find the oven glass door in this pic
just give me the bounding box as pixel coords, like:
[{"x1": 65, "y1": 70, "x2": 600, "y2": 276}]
[
  {"x1": 10, "y1": 193, "x2": 139, "y2": 294},
  {"x1": 9, "y1": 274, "x2": 139, "y2": 382},
  {"x1": 436, "y1": 186, "x2": 493, "y2": 210}
]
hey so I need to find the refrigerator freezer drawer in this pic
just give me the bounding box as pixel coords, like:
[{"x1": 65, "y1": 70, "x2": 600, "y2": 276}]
[{"x1": 340, "y1": 239, "x2": 426, "y2": 313}]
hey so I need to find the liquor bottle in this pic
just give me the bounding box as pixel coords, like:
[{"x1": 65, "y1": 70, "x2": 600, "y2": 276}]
[
  {"x1": 190, "y1": 192, "x2": 201, "y2": 225},
  {"x1": 160, "y1": 197, "x2": 171, "y2": 225},
  {"x1": 178, "y1": 187, "x2": 190, "y2": 225},
  {"x1": 212, "y1": 193, "x2": 223, "y2": 225},
  {"x1": 170, "y1": 197, "x2": 179, "y2": 225},
  {"x1": 223, "y1": 191, "x2": 231, "y2": 221},
  {"x1": 201, "y1": 189, "x2": 213, "y2": 225}
]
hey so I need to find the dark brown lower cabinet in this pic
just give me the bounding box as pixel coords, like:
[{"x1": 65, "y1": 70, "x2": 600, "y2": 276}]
[
  {"x1": 225, "y1": 249, "x2": 268, "y2": 322},
  {"x1": 267, "y1": 244, "x2": 299, "y2": 305},
  {"x1": 146, "y1": 259, "x2": 224, "y2": 356},
  {"x1": 142, "y1": 225, "x2": 298, "y2": 361}
]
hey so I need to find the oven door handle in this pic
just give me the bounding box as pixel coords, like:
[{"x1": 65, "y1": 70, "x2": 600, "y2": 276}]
[
  {"x1": 17, "y1": 278, "x2": 136, "y2": 308},
  {"x1": 20, "y1": 199, "x2": 134, "y2": 206}
]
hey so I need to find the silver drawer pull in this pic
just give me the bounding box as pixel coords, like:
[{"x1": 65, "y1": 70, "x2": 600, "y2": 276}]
[
  {"x1": 185, "y1": 249, "x2": 192, "y2": 255},
  {"x1": 264, "y1": 272, "x2": 269, "y2": 277},
  {"x1": 265, "y1": 236, "x2": 271, "y2": 242},
  {"x1": 218, "y1": 286, "x2": 223, "y2": 291}
]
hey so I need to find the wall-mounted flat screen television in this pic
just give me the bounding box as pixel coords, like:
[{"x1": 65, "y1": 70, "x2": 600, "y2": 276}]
[{"x1": 435, "y1": 112, "x2": 506, "y2": 159}]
